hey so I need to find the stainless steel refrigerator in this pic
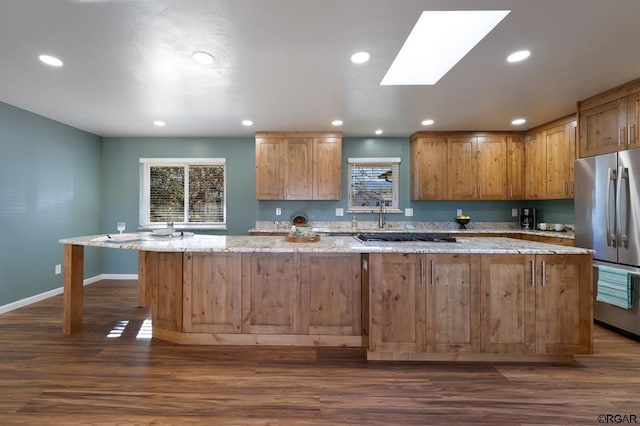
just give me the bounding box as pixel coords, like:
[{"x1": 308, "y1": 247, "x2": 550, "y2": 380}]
[{"x1": 575, "y1": 149, "x2": 640, "y2": 336}]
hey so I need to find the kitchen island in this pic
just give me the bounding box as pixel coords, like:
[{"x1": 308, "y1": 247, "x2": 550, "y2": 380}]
[{"x1": 59, "y1": 234, "x2": 593, "y2": 362}]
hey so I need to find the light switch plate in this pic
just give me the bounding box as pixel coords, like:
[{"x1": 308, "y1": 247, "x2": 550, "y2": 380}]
[
  {"x1": 457, "y1": 209, "x2": 463, "y2": 217},
  {"x1": 55, "y1": 264, "x2": 62, "y2": 275},
  {"x1": 335, "y1": 208, "x2": 344, "y2": 217},
  {"x1": 405, "y1": 208, "x2": 414, "y2": 217},
  {"x1": 275, "y1": 208, "x2": 282, "y2": 216},
  {"x1": 512, "y1": 208, "x2": 518, "y2": 217}
]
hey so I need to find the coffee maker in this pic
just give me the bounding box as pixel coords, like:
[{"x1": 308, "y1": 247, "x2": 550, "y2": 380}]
[{"x1": 520, "y1": 208, "x2": 536, "y2": 229}]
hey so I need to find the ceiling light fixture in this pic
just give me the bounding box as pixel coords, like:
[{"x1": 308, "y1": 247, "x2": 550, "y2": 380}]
[
  {"x1": 331, "y1": 120, "x2": 343, "y2": 126},
  {"x1": 38, "y1": 54, "x2": 63, "y2": 67},
  {"x1": 153, "y1": 120, "x2": 166, "y2": 127},
  {"x1": 191, "y1": 51, "x2": 215, "y2": 65},
  {"x1": 507, "y1": 50, "x2": 531, "y2": 63},
  {"x1": 511, "y1": 118, "x2": 526, "y2": 125},
  {"x1": 241, "y1": 120, "x2": 253, "y2": 126},
  {"x1": 350, "y1": 51, "x2": 370, "y2": 64},
  {"x1": 381, "y1": 10, "x2": 510, "y2": 85},
  {"x1": 375, "y1": 129, "x2": 383, "y2": 135},
  {"x1": 421, "y1": 119, "x2": 435, "y2": 126}
]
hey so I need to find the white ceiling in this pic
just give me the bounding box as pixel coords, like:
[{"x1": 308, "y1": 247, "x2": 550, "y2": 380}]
[{"x1": 1, "y1": 0, "x2": 640, "y2": 138}]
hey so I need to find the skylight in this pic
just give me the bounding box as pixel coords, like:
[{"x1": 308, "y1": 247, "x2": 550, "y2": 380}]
[{"x1": 381, "y1": 10, "x2": 510, "y2": 86}]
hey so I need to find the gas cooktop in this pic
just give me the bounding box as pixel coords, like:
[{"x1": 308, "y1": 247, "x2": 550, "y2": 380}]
[{"x1": 355, "y1": 233, "x2": 457, "y2": 243}]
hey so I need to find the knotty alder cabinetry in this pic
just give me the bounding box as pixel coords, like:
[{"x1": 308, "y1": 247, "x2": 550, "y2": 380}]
[
  {"x1": 154, "y1": 251, "x2": 362, "y2": 346},
  {"x1": 578, "y1": 78, "x2": 640, "y2": 157},
  {"x1": 525, "y1": 115, "x2": 576, "y2": 199},
  {"x1": 410, "y1": 132, "x2": 524, "y2": 200},
  {"x1": 255, "y1": 132, "x2": 342, "y2": 200},
  {"x1": 365, "y1": 252, "x2": 592, "y2": 361}
]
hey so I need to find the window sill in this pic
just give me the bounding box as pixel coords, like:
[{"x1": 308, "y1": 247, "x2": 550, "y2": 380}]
[
  {"x1": 347, "y1": 209, "x2": 402, "y2": 214},
  {"x1": 139, "y1": 224, "x2": 227, "y2": 231}
]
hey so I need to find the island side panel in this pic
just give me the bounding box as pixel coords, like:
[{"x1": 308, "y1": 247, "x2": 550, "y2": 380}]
[
  {"x1": 137, "y1": 251, "x2": 153, "y2": 307},
  {"x1": 63, "y1": 244, "x2": 84, "y2": 335},
  {"x1": 151, "y1": 252, "x2": 184, "y2": 332}
]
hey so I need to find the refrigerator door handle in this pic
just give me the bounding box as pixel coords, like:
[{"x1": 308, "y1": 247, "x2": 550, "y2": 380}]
[
  {"x1": 618, "y1": 167, "x2": 630, "y2": 248},
  {"x1": 606, "y1": 167, "x2": 617, "y2": 247}
]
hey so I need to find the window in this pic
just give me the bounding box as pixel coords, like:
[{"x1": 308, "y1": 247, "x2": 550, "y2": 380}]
[
  {"x1": 348, "y1": 157, "x2": 400, "y2": 212},
  {"x1": 139, "y1": 158, "x2": 226, "y2": 230}
]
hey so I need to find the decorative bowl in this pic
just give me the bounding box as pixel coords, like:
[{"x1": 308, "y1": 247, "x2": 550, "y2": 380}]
[{"x1": 455, "y1": 217, "x2": 471, "y2": 229}]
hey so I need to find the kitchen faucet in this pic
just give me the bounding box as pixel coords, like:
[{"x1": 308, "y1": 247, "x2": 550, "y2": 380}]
[{"x1": 378, "y1": 200, "x2": 386, "y2": 228}]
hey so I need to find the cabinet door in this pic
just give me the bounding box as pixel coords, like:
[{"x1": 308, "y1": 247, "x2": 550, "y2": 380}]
[
  {"x1": 544, "y1": 122, "x2": 575, "y2": 199},
  {"x1": 480, "y1": 255, "x2": 535, "y2": 354},
  {"x1": 313, "y1": 136, "x2": 342, "y2": 200},
  {"x1": 627, "y1": 92, "x2": 640, "y2": 149},
  {"x1": 183, "y1": 253, "x2": 242, "y2": 334},
  {"x1": 300, "y1": 254, "x2": 361, "y2": 335},
  {"x1": 368, "y1": 254, "x2": 425, "y2": 353},
  {"x1": 241, "y1": 253, "x2": 302, "y2": 334},
  {"x1": 535, "y1": 254, "x2": 592, "y2": 355},
  {"x1": 578, "y1": 97, "x2": 627, "y2": 157},
  {"x1": 255, "y1": 137, "x2": 284, "y2": 200},
  {"x1": 476, "y1": 136, "x2": 507, "y2": 199},
  {"x1": 284, "y1": 138, "x2": 313, "y2": 200},
  {"x1": 425, "y1": 254, "x2": 480, "y2": 353},
  {"x1": 410, "y1": 137, "x2": 448, "y2": 200},
  {"x1": 525, "y1": 132, "x2": 545, "y2": 199},
  {"x1": 447, "y1": 137, "x2": 478, "y2": 199},
  {"x1": 506, "y1": 136, "x2": 525, "y2": 199}
]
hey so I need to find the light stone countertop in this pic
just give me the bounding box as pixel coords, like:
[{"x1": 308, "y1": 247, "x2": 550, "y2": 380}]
[
  {"x1": 249, "y1": 221, "x2": 575, "y2": 240},
  {"x1": 60, "y1": 234, "x2": 590, "y2": 255}
]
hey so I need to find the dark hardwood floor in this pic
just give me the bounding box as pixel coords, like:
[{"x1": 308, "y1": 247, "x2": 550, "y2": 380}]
[{"x1": 1, "y1": 279, "x2": 639, "y2": 425}]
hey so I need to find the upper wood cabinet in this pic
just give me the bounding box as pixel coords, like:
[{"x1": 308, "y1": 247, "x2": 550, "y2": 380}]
[
  {"x1": 255, "y1": 132, "x2": 342, "y2": 200},
  {"x1": 411, "y1": 132, "x2": 513, "y2": 200},
  {"x1": 506, "y1": 136, "x2": 526, "y2": 199},
  {"x1": 410, "y1": 135, "x2": 448, "y2": 200},
  {"x1": 525, "y1": 116, "x2": 576, "y2": 199},
  {"x1": 578, "y1": 77, "x2": 640, "y2": 157}
]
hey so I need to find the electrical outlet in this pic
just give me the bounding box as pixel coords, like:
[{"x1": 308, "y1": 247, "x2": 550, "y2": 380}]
[
  {"x1": 335, "y1": 208, "x2": 344, "y2": 217},
  {"x1": 512, "y1": 208, "x2": 518, "y2": 217},
  {"x1": 405, "y1": 208, "x2": 414, "y2": 217},
  {"x1": 55, "y1": 264, "x2": 62, "y2": 275},
  {"x1": 456, "y1": 209, "x2": 463, "y2": 217},
  {"x1": 275, "y1": 208, "x2": 281, "y2": 216}
]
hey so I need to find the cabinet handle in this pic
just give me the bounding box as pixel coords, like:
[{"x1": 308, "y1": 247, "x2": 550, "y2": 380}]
[
  {"x1": 509, "y1": 184, "x2": 513, "y2": 199},
  {"x1": 541, "y1": 260, "x2": 546, "y2": 287},
  {"x1": 420, "y1": 259, "x2": 425, "y2": 286},
  {"x1": 618, "y1": 127, "x2": 625, "y2": 147},
  {"x1": 631, "y1": 124, "x2": 637, "y2": 145},
  {"x1": 531, "y1": 260, "x2": 535, "y2": 286},
  {"x1": 431, "y1": 259, "x2": 435, "y2": 286},
  {"x1": 563, "y1": 180, "x2": 567, "y2": 195}
]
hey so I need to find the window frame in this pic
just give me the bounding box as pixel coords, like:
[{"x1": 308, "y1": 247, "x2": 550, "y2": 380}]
[
  {"x1": 139, "y1": 158, "x2": 227, "y2": 230},
  {"x1": 347, "y1": 157, "x2": 401, "y2": 213}
]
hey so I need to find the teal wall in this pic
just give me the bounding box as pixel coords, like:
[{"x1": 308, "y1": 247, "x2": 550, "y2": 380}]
[
  {"x1": 0, "y1": 101, "x2": 102, "y2": 306},
  {"x1": 101, "y1": 137, "x2": 257, "y2": 274}
]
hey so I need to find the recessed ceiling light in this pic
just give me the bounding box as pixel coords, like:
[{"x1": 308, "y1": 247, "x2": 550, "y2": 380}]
[
  {"x1": 421, "y1": 119, "x2": 435, "y2": 126},
  {"x1": 375, "y1": 129, "x2": 383, "y2": 135},
  {"x1": 191, "y1": 51, "x2": 215, "y2": 65},
  {"x1": 331, "y1": 120, "x2": 343, "y2": 126},
  {"x1": 350, "y1": 51, "x2": 370, "y2": 64},
  {"x1": 511, "y1": 118, "x2": 526, "y2": 125},
  {"x1": 507, "y1": 50, "x2": 531, "y2": 63},
  {"x1": 241, "y1": 120, "x2": 253, "y2": 126},
  {"x1": 38, "y1": 54, "x2": 63, "y2": 67},
  {"x1": 153, "y1": 120, "x2": 166, "y2": 127},
  {"x1": 381, "y1": 10, "x2": 510, "y2": 85}
]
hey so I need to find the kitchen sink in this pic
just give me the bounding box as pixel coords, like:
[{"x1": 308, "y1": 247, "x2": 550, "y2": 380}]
[{"x1": 355, "y1": 233, "x2": 457, "y2": 242}]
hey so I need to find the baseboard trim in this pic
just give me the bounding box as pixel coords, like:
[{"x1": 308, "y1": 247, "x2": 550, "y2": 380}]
[{"x1": 0, "y1": 273, "x2": 139, "y2": 315}]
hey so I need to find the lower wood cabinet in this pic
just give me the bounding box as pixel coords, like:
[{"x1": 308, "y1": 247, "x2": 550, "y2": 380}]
[
  {"x1": 179, "y1": 252, "x2": 361, "y2": 339},
  {"x1": 367, "y1": 253, "x2": 592, "y2": 359},
  {"x1": 367, "y1": 253, "x2": 480, "y2": 354}
]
